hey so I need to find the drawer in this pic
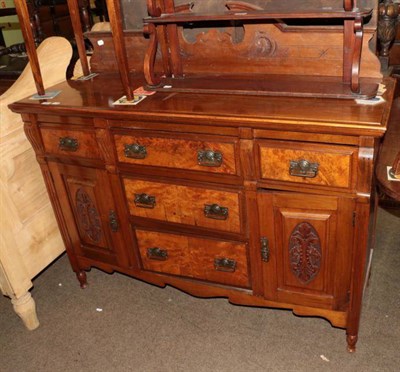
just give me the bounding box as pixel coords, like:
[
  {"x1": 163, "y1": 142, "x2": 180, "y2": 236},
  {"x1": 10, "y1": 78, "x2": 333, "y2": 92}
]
[
  {"x1": 124, "y1": 179, "x2": 242, "y2": 233},
  {"x1": 136, "y1": 229, "x2": 249, "y2": 288},
  {"x1": 41, "y1": 128, "x2": 101, "y2": 159},
  {"x1": 114, "y1": 133, "x2": 237, "y2": 174},
  {"x1": 257, "y1": 140, "x2": 358, "y2": 190}
]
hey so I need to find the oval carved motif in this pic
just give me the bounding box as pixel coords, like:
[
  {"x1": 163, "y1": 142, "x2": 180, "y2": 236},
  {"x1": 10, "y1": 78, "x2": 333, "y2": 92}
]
[
  {"x1": 289, "y1": 222, "x2": 321, "y2": 284},
  {"x1": 76, "y1": 188, "x2": 102, "y2": 243},
  {"x1": 249, "y1": 31, "x2": 276, "y2": 58}
]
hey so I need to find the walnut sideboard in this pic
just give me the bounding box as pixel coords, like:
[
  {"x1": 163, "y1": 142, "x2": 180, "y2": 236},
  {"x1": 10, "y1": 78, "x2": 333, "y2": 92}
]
[{"x1": 9, "y1": 74, "x2": 396, "y2": 351}]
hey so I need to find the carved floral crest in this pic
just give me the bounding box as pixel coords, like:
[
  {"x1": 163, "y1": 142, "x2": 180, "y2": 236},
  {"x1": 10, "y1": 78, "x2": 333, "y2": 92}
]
[
  {"x1": 289, "y1": 222, "x2": 322, "y2": 284},
  {"x1": 76, "y1": 188, "x2": 102, "y2": 243}
]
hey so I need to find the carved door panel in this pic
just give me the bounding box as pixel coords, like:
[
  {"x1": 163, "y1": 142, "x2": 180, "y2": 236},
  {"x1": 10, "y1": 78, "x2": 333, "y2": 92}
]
[
  {"x1": 48, "y1": 163, "x2": 130, "y2": 267},
  {"x1": 258, "y1": 191, "x2": 355, "y2": 310}
]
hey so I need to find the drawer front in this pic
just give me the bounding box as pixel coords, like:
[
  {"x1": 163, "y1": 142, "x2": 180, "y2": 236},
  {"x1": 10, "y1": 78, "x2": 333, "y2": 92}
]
[
  {"x1": 124, "y1": 179, "x2": 242, "y2": 233},
  {"x1": 136, "y1": 229, "x2": 249, "y2": 288},
  {"x1": 41, "y1": 128, "x2": 101, "y2": 159},
  {"x1": 114, "y1": 134, "x2": 237, "y2": 174},
  {"x1": 258, "y1": 141, "x2": 357, "y2": 189}
]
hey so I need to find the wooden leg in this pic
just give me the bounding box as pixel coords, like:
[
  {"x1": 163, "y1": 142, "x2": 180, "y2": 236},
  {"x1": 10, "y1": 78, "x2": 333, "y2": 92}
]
[
  {"x1": 76, "y1": 270, "x2": 87, "y2": 289},
  {"x1": 346, "y1": 334, "x2": 358, "y2": 353},
  {"x1": 10, "y1": 292, "x2": 39, "y2": 331}
]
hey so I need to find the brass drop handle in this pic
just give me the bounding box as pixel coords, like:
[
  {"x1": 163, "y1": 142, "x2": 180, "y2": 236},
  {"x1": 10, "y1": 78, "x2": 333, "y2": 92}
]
[
  {"x1": 59, "y1": 137, "x2": 79, "y2": 152},
  {"x1": 204, "y1": 203, "x2": 229, "y2": 220},
  {"x1": 109, "y1": 210, "x2": 119, "y2": 232},
  {"x1": 214, "y1": 257, "x2": 236, "y2": 272},
  {"x1": 197, "y1": 149, "x2": 223, "y2": 167},
  {"x1": 261, "y1": 237, "x2": 270, "y2": 262},
  {"x1": 134, "y1": 193, "x2": 156, "y2": 209},
  {"x1": 289, "y1": 159, "x2": 319, "y2": 178},
  {"x1": 147, "y1": 247, "x2": 168, "y2": 261},
  {"x1": 124, "y1": 143, "x2": 147, "y2": 159}
]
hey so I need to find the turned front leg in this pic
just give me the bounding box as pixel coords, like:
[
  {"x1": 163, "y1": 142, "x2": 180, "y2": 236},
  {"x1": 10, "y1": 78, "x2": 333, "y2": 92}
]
[
  {"x1": 76, "y1": 271, "x2": 87, "y2": 289},
  {"x1": 346, "y1": 334, "x2": 358, "y2": 353},
  {"x1": 11, "y1": 292, "x2": 39, "y2": 330}
]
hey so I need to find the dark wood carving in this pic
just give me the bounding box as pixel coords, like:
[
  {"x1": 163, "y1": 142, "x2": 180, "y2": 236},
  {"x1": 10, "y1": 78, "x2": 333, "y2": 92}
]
[
  {"x1": 248, "y1": 31, "x2": 277, "y2": 58},
  {"x1": 75, "y1": 188, "x2": 102, "y2": 243},
  {"x1": 78, "y1": 0, "x2": 92, "y2": 33},
  {"x1": 23, "y1": 120, "x2": 45, "y2": 155},
  {"x1": 289, "y1": 222, "x2": 322, "y2": 284},
  {"x1": 377, "y1": 1, "x2": 399, "y2": 71}
]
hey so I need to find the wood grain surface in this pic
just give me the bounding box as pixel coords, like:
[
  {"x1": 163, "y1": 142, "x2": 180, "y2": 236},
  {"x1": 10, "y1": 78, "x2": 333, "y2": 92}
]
[
  {"x1": 41, "y1": 128, "x2": 102, "y2": 159},
  {"x1": 124, "y1": 178, "x2": 242, "y2": 233},
  {"x1": 258, "y1": 140, "x2": 358, "y2": 189},
  {"x1": 114, "y1": 133, "x2": 237, "y2": 174},
  {"x1": 136, "y1": 229, "x2": 249, "y2": 288}
]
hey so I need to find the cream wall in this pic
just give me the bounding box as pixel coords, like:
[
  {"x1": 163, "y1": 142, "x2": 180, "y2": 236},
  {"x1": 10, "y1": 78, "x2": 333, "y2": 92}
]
[{"x1": 0, "y1": 0, "x2": 23, "y2": 46}]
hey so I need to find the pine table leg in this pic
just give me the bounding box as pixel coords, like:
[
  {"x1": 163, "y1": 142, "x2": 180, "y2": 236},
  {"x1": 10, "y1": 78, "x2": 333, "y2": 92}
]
[{"x1": 11, "y1": 292, "x2": 39, "y2": 330}]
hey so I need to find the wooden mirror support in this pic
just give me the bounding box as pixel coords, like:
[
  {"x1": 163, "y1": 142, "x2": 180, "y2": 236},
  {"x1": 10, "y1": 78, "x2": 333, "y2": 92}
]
[
  {"x1": 66, "y1": 0, "x2": 91, "y2": 76},
  {"x1": 14, "y1": 0, "x2": 45, "y2": 96},
  {"x1": 13, "y1": 0, "x2": 92, "y2": 96},
  {"x1": 105, "y1": 0, "x2": 134, "y2": 100}
]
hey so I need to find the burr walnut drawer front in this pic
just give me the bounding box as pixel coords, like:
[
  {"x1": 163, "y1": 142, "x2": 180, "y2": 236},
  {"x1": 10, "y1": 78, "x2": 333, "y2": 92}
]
[
  {"x1": 114, "y1": 133, "x2": 237, "y2": 174},
  {"x1": 40, "y1": 127, "x2": 101, "y2": 159},
  {"x1": 257, "y1": 140, "x2": 358, "y2": 190},
  {"x1": 124, "y1": 179, "x2": 242, "y2": 233},
  {"x1": 136, "y1": 229, "x2": 249, "y2": 288}
]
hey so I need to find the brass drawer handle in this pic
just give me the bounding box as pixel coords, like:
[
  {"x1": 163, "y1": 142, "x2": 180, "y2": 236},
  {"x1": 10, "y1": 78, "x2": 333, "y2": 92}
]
[
  {"x1": 204, "y1": 204, "x2": 229, "y2": 220},
  {"x1": 59, "y1": 137, "x2": 79, "y2": 152},
  {"x1": 134, "y1": 193, "x2": 156, "y2": 208},
  {"x1": 124, "y1": 143, "x2": 147, "y2": 159},
  {"x1": 214, "y1": 257, "x2": 236, "y2": 273},
  {"x1": 147, "y1": 247, "x2": 168, "y2": 261},
  {"x1": 109, "y1": 210, "x2": 119, "y2": 232},
  {"x1": 260, "y1": 237, "x2": 270, "y2": 262},
  {"x1": 289, "y1": 159, "x2": 319, "y2": 178},
  {"x1": 197, "y1": 149, "x2": 223, "y2": 167}
]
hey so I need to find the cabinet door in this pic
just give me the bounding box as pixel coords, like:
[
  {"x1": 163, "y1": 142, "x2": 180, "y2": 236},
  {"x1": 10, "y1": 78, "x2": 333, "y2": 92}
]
[
  {"x1": 48, "y1": 163, "x2": 130, "y2": 268},
  {"x1": 258, "y1": 191, "x2": 354, "y2": 310}
]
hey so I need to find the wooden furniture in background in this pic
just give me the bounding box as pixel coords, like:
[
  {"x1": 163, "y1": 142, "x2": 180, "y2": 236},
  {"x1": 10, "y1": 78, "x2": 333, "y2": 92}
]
[
  {"x1": 376, "y1": 84, "x2": 400, "y2": 201},
  {"x1": 0, "y1": 0, "x2": 76, "y2": 57},
  {"x1": 9, "y1": 0, "x2": 396, "y2": 351},
  {"x1": 0, "y1": 37, "x2": 71, "y2": 330},
  {"x1": 0, "y1": 0, "x2": 93, "y2": 88},
  {"x1": 378, "y1": 0, "x2": 400, "y2": 73}
]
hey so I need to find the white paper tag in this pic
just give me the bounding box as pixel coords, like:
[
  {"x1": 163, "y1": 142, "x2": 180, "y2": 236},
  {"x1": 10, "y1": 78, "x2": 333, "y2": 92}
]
[{"x1": 113, "y1": 95, "x2": 147, "y2": 106}]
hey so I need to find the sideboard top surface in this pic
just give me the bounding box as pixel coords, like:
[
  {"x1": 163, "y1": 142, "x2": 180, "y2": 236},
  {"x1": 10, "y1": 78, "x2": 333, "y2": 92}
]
[{"x1": 9, "y1": 74, "x2": 396, "y2": 137}]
